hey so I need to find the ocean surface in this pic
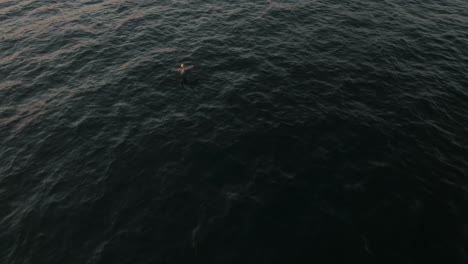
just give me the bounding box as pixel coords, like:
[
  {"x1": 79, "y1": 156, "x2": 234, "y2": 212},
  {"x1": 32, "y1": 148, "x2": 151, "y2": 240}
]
[{"x1": 1, "y1": 0, "x2": 468, "y2": 263}]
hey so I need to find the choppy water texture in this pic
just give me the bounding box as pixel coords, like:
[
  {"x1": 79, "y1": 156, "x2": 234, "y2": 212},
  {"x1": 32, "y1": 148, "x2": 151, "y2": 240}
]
[{"x1": 1, "y1": 0, "x2": 468, "y2": 263}]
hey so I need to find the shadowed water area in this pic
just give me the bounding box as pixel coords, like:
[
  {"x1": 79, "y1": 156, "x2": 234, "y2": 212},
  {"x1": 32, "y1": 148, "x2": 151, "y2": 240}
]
[{"x1": 1, "y1": 0, "x2": 468, "y2": 263}]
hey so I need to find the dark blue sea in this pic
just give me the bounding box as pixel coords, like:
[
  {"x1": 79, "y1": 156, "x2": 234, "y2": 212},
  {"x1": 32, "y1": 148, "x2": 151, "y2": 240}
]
[{"x1": 1, "y1": 1, "x2": 468, "y2": 263}]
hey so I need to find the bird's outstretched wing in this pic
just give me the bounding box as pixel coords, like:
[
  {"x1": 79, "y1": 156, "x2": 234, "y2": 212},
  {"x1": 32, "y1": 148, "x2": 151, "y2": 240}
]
[{"x1": 185, "y1": 65, "x2": 194, "y2": 70}]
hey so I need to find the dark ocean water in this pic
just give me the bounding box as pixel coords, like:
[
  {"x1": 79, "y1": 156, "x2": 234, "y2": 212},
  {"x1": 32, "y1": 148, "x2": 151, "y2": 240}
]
[{"x1": 1, "y1": 0, "x2": 468, "y2": 263}]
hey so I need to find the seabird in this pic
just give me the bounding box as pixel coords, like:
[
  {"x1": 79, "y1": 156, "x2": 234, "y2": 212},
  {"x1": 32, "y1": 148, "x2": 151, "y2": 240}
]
[{"x1": 176, "y1": 63, "x2": 194, "y2": 74}]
